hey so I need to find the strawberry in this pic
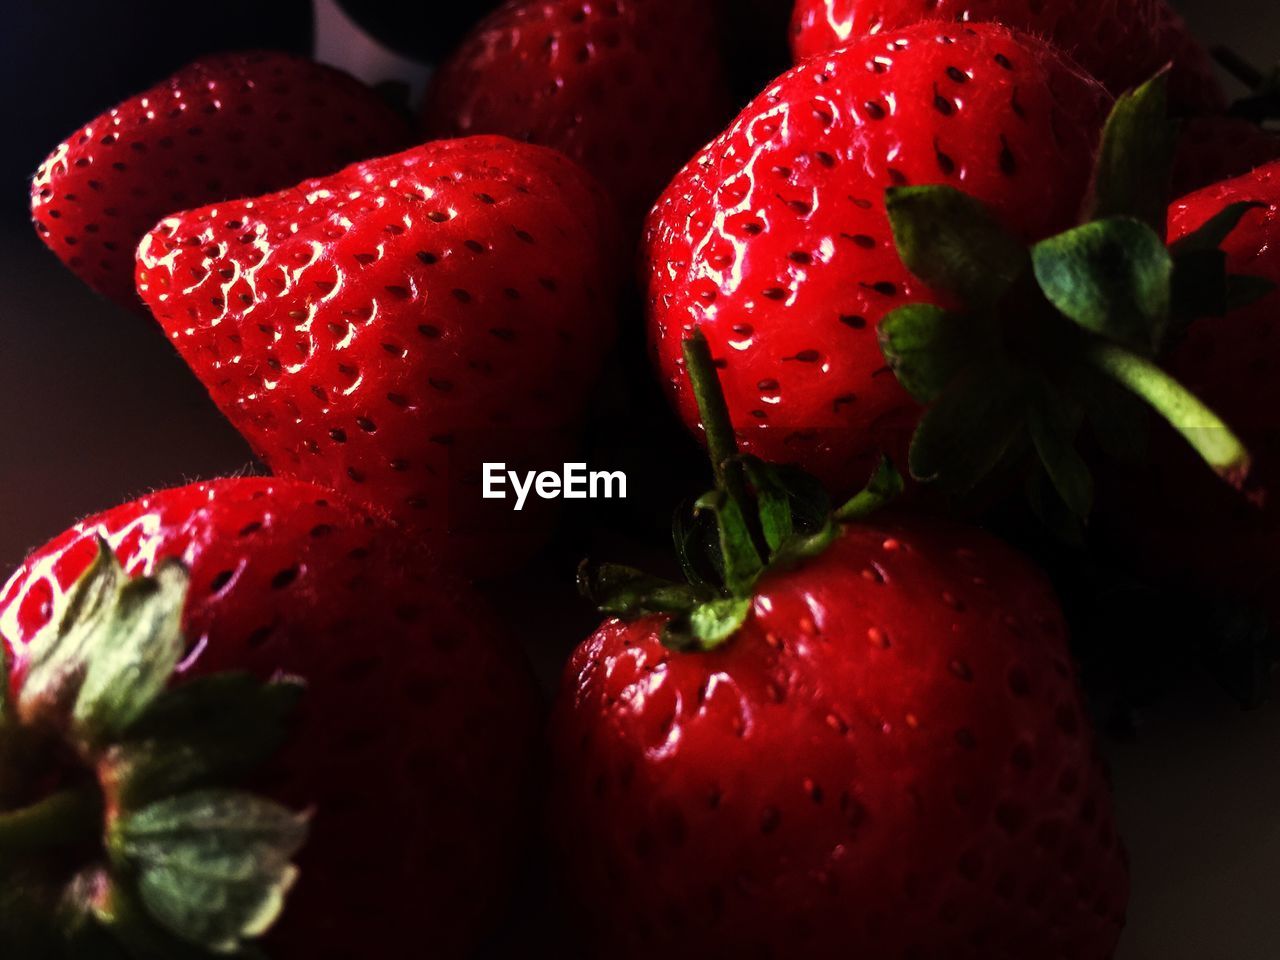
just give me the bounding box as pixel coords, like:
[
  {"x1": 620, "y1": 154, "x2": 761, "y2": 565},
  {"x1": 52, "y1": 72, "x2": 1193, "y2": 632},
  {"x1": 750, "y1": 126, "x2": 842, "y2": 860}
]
[
  {"x1": 553, "y1": 332, "x2": 1128, "y2": 958},
  {"x1": 31, "y1": 51, "x2": 411, "y2": 310},
  {"x1": 1098, "y1": 160, "x2": 1280, "y2": 619},
  {"x1": 135, "y1": 136, "x2": 620, "y2": 570},
  {"x1": 1172, "y1": 116, "x2": 1280, "y2": 196},
  {"x1": 421, "y1": 0, "x2": 734, "y2": 232},
  {"x1": 789, "y1": 0, "x2": 1225, "y2": 114},
  {"x1": 645, "y1": 23, "x2": 1112, "y2": 494},
  {"x1": 0, "y1": 477, "x2": 539, "y2": 957}
]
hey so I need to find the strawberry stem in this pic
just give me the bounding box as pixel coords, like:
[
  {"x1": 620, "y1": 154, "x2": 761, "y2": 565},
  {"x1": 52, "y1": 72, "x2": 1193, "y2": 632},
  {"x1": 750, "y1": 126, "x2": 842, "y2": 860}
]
[
  {"x1": 1085, "y1": 342, "x2": 1253, "y2": 489},
  {"x1": 0, "y1": 787, "x2": 101, "y2": 857},
  {"x1": 683, "y1": 330, "x2": 770, "y2": 560},
  {"x1": 683, "y1": 329, "x2": 741, "y2": 486}
]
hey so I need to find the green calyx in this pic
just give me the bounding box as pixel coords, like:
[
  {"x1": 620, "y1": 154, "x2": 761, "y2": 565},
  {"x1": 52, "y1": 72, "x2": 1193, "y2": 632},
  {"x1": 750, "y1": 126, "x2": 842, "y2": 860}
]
[
  {"x1": 580, "y1": 330, "x2": 903, "y2": 652},
  {"x1": 879, "y1": 72, "x2": 1273, "y2": 536},
  {"x1": 0, "y1": 542, "x2": 307, "y2": 959}
]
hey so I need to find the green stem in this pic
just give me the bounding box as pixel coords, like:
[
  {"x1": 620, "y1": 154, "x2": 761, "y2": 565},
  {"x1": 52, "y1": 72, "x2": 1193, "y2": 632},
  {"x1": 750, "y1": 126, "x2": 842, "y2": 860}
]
[
  {"x1": 0, "y1": 788, "x2": 103, "y2": 857},
  {"x1": 682, "y1": 330, "x2": 770, "y2": 561},
  {"x1": 682, "y1": 330, "x2": 741, "y2": 488},
  {"x1": 1086, "y1": 342, "x2": 1253, "y2": 489}
]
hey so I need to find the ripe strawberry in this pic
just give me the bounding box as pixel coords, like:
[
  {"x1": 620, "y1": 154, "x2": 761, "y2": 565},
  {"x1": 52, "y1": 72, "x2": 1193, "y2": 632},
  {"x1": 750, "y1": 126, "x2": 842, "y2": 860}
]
[
  {"x1": 421, "y1": 0, "x2": 734, "y2": 232},
  {"x1": 790, "y1": 0, "x2": 1224, "y2": 114},
  {"x1": 645, "y1": 23, "x2": 1112, "y2": 493},
  {"x1": 31, "y1": 51, "x2": 411, "y2": 310},
  {"x1": 1099, "y1": 160, "x2": 1280, "y2": 618},
  {"x1": 135, "y1": 136, "x2": 620, "y2": 570},
  {"x1": 0, "y1": 477, "x2": 539, "y2": 957},
  {"x1": 553, "y1": 333, "x2": 1128, "y2": 958},
  {"x1": 1172, "y1": 116, "x2": 1280, "y2": 196}
]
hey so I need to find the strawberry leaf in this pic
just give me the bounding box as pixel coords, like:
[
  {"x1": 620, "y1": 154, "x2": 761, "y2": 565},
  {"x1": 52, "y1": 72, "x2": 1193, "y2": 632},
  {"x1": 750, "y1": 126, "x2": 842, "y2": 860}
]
[
  {"x1": 672, "y1": 504, "x2": 720, "y2": 593},
  {"x1": 694, "y1": 490, "x2": 765, "y2": 596},
  {"x1": 1087, "y1": 70, "x2": 1175, "y2": 235},
  {"x1": 878, "y1": 303, "x2": 976, "y2": 403},
  {"x1": 578, "y1": 562, "x2": 699, "y2": 617},
  {"x1": 740, "y1": 458, "x2": 794, "y2": 552},
  {"x1": 1027, "y1": 387, "x2": 1094, "y2": 519},
  {"x1": 1032, "y1": 218, "x2": 1172, "y2": 353},
  {"x1": 835, "y1": 457, "x2": 906, "y2": 522},
  {"x1": 106, "y1": 675, "x2": 305, "y2": 814},
  {"x1": 73, "y1": 561, "x2": 188, "y2": 748},
  {"x1": 909, "y1": 364, "x2": 1029, "y2": 495},
  {"x1": 109, "y1": 790, "x2": 307, "y2": 955},
  {"x1": 686, "y1": 598, "x2": 754, "y2": 650},
  {"x1": 885, "y1": 185, "x2": 1028, "y2": 309}
]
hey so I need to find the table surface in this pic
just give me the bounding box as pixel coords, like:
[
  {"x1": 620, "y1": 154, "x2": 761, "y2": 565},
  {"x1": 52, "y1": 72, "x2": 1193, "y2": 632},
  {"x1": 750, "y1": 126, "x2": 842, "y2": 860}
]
[{"x1": 2, "y1": 2, "x2": 1278, "y2": 956}]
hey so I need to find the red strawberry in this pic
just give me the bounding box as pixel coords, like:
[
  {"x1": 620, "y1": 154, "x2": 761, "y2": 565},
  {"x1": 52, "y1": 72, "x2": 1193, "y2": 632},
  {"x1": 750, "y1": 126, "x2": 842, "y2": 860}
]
[
  {"x1": 421, "y1": 0, "x2": 734, "y2": 232},
  {"x1": 1099, "y1": 160, "x2": 1280, "y2": 618},
  {"x1": 1172, "y1": 116, "x2": 1280, "y2": 197},
  {"x1": 790, "y1": 0, "x2": 1224, "y2": 114},
  {"x1": 553, "y1": 335, "x2": 1128, "y2": 958},
  {"x1": 0, "y1": 477, "x2": 539, "y2": 957},
  {"x1": 645, "y1": 23, "x2": 1112, "y2": 493},
  {"x1": 31, "y1": 51, "x2": 411, "y2": 310},
  {"x1": 135, "y1": 136, "x2": 620, "y2": 571}
]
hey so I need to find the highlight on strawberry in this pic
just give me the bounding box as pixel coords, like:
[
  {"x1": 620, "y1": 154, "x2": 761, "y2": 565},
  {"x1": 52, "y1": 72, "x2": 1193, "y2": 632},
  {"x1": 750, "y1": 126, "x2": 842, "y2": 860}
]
[
  {"x1": 558, "y1": 330, "x2": 1128, "y2": 958},
  {"x1": 0, "y1": 543, "x2": 307, "y2": 957}
]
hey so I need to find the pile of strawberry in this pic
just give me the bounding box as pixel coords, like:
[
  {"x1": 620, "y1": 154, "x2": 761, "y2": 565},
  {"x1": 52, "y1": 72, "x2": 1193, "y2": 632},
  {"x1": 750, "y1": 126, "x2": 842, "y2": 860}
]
[{"x1": 5, "y1": 1, "x2": 1280, "y2": 958}]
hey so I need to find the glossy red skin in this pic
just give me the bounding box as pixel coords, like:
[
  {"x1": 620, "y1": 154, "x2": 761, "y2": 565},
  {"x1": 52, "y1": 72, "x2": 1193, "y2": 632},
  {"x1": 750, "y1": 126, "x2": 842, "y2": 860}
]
[
  {"x1": 790, "y1": 0, "x2": 1224, "y2": 115},
  {"x1": 31, "y1": 51, "x2": 410, "y2": 310},
  {"x1": 552, "y1": 517, "x2": 1128, "y2": 958},
  {"x1": 421, "y1": 0, "x2": 734, "y2": 233},
  {"x1": 0, "y1": 478, "x2": 539, "y2": 958},
  {"x1": 645, "y1": 23, "x2": 1112, "y2": 494},
  {"x1": 136, "y1": 137, "x2": 619, "y2": 570},
  {"x1": 1172, "y1": 117, "x2": 1280, "y2": 198},
  {"x1": 1103, "y1": 161, "x2": 1280, "y2": 617}
]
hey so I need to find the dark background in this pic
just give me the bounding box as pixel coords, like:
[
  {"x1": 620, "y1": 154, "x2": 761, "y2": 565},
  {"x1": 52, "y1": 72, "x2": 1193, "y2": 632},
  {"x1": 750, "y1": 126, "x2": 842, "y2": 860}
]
[{"x1": 0, "y1": 2, "x2": 1277, "y2": 956}]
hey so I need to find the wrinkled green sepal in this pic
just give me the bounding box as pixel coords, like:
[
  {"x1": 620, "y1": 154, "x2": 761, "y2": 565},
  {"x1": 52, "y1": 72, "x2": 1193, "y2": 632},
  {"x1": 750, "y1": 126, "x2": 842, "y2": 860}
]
[
  {"x1": 885, "y1": 185, "x2": 1029, "y2": 309},
  {"x1": 109, "y1": 791, "x2": 308, "y2": 955},
  {"x1": 693, "y1": 490, "x2": 765, "y2": 596},
  {"x1": 1088, "y1": 70, "x2": 1175, "y2": 234},
  {"x1": 835, "y1": 457, "x2": 906, "y2": 522},
  {"x1": 18, "y1": 543, "x2": 188, "y2": 748},
  {"x1": 672, "y1": 598, "x2": 754, "y2": 652},
  {"x1": 908, "y1": 364, "x2": 1029, "y2": 496},
  {"x1": 577, "y1": 562, "x2": 699, "y2": 618},
  {"x1": 1032, "y1": 218, "x2": 1173, "y2": 353},
  {"x1": 1027, "y1": 386, "x2": 1094, "y2": 520},
  {"x1": 105, "y1": 676, "x2": 305, "y2": 815},
  {"x1": 878, "y1": 304, "x2": 977, "y2": 403}
]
